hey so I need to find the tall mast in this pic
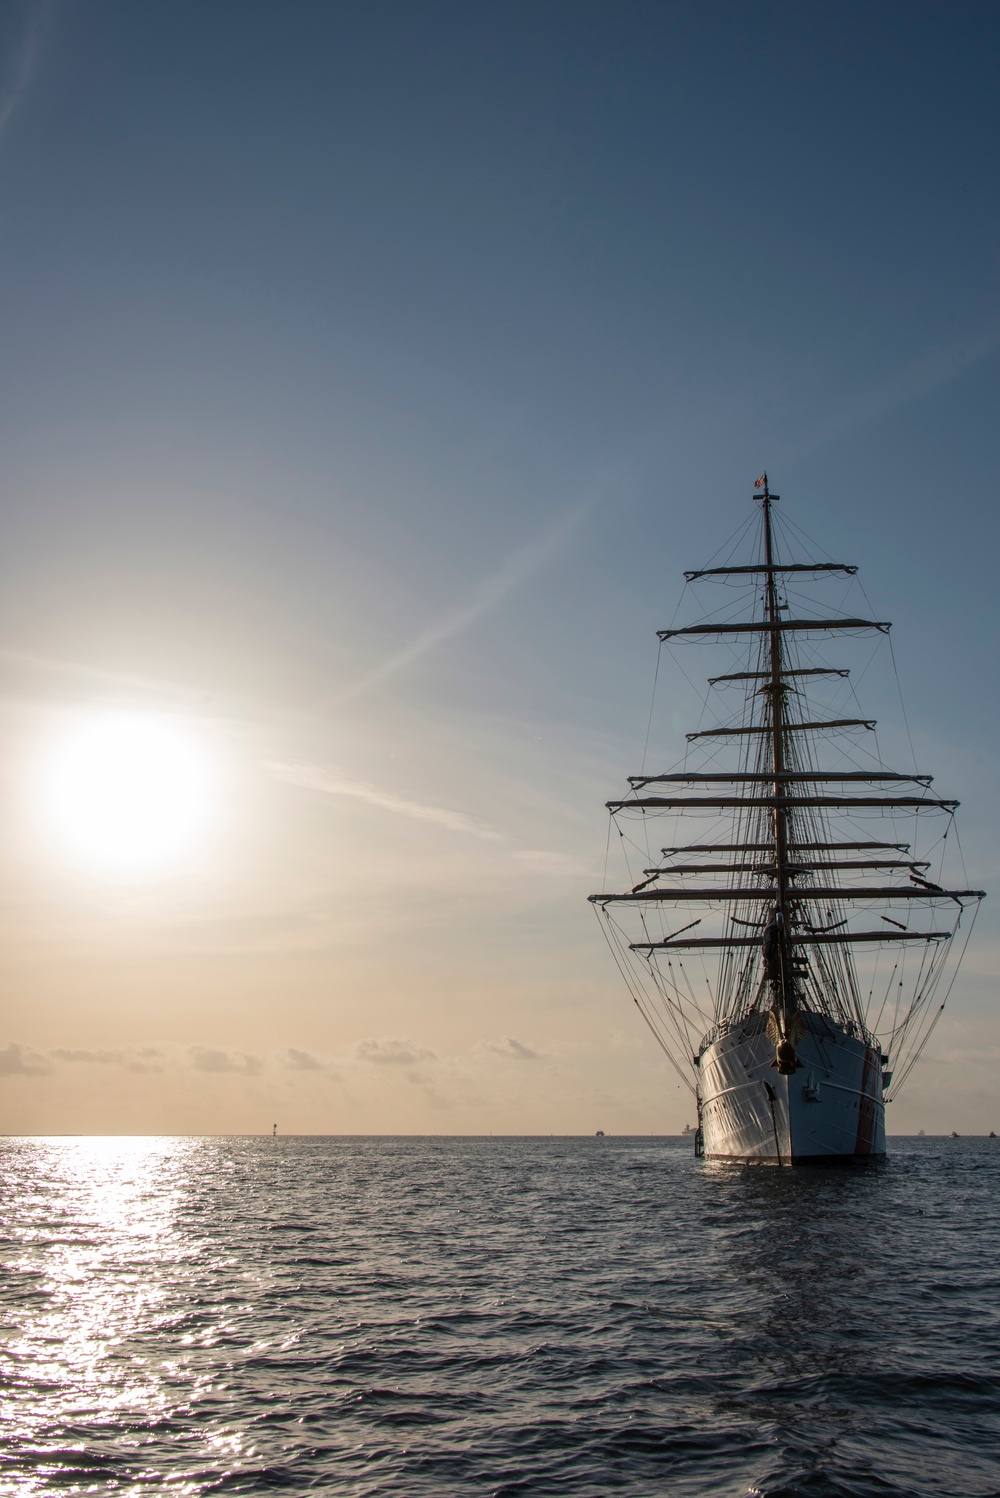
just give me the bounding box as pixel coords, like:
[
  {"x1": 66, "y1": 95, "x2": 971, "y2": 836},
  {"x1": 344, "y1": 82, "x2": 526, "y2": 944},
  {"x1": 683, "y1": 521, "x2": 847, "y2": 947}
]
[
  {"x1": 758, "y1": 477, "x2": 797, "y2": 1055},
  {"x1": 760, "y1": 482, "x2": 789, "y2": 919}
]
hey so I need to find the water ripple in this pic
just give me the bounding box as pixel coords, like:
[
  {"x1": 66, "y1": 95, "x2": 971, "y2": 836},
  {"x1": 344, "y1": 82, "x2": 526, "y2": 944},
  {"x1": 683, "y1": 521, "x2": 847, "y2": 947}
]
[{"x1": 1, "y1": 1136, "x2": 998, "y2": 1495}]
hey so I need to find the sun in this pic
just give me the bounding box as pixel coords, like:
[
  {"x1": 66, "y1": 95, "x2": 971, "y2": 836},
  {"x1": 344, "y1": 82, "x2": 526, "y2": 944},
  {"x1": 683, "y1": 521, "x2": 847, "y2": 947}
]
[{"x1": 38, "y1": 712, "x2": 217, "y2": 877}]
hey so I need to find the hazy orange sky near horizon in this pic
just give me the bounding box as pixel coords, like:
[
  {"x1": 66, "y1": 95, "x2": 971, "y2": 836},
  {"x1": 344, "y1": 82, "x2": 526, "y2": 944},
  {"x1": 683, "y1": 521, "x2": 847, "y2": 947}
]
[{"x1": 0, "y1": 0, "x2": 998, "y2": 1135}]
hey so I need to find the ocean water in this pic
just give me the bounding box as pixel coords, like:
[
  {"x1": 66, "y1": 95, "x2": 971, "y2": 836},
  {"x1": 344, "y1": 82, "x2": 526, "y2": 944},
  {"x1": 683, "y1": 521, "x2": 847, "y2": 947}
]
[{"x1": 1, "y1": 1136, "x2": 998, "y2": 1497}]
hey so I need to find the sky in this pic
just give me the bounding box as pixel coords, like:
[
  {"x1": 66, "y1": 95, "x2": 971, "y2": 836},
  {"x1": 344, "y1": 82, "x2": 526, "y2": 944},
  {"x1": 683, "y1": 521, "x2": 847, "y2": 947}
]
[{"x1": 0, "y1": 0, "x2": 997, "y2": 1135}]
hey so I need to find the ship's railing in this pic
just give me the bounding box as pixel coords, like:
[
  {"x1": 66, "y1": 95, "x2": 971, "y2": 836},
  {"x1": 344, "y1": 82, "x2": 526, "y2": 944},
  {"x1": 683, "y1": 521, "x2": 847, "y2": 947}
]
[{"x1": 697, "y1": 1009, "x2": 882, "y2": 1061}]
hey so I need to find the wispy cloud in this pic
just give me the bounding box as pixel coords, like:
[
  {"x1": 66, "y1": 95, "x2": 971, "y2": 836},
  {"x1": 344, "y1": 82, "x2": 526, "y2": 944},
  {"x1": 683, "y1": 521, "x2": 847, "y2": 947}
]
[
  {"x1": 485, "y1": 1037, "x2": 540, "y2": 1061},
  {"x1": 356, "y1": 1038, "x2": 437, "y2": 1066},
  {"x1": 0, "y1": 646, "x2": 179, "y2": 698},
  {"x1": 789, "y1": 318, "x2": 1000, "y2": 462},
  {"x1": 0, "y1": 1042, "x2": 48, "y2": 1075},
  {"x1": 189, "y1": 1046, "x2": 262, "y2": 1075},
  {"x1": 279, "y1": 1046, "x2": 330, "y2": 1071},
  {"x1": 51, "y1": 1045, "x2": 163, "y2": 1073},
  {"x1": 334, "y1": 498, "x2": 595, "y2": 706},
  {"x1": 0, "y1": 0, "x2": 52, "y2": 142},
  {"x1": 269, "y1": 760, "x2": 504, "y2": 841}
]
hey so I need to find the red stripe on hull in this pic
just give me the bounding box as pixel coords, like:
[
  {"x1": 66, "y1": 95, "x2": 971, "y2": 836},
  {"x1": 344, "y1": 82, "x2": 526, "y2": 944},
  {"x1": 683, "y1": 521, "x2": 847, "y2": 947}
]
[{"x1": 854, "y1": 1048, "x2": 879, "y2": 1156}]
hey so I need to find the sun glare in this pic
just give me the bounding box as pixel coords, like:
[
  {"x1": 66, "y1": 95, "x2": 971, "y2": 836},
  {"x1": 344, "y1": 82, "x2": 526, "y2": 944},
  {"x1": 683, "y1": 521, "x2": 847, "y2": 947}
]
[{"x1": 38, "y1": 712, "x2": 217, "y2": 877}]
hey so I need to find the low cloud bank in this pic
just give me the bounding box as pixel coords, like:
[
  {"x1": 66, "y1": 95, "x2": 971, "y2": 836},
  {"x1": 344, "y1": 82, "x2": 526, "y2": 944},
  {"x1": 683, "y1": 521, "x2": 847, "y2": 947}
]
[{"x1": 0, "y1": 1033, "x2": 549, "y2": 1082}]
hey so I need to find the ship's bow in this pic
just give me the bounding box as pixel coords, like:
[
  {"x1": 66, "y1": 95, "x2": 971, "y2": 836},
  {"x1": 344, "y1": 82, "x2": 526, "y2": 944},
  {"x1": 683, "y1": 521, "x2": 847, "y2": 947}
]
[{"x1": 698, "y1": 1011, "x2": 885, "y2": 1164}]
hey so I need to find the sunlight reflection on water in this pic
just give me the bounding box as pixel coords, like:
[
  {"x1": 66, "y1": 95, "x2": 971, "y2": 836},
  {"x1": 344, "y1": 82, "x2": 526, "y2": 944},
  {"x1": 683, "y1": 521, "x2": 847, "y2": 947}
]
[
  {"x1": 1, "y1": 1135, "x2": 998, "y2": 1497},
  {"x1": 2, "y1": 1138, "x2": 258, "y2": 1492}
]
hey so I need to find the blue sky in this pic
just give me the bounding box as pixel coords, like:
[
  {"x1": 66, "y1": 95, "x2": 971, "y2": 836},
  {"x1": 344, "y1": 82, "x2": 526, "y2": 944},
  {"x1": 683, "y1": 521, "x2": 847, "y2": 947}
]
[{"x1": 0, "y1": 1, "x2": 996, "y2": 1133}]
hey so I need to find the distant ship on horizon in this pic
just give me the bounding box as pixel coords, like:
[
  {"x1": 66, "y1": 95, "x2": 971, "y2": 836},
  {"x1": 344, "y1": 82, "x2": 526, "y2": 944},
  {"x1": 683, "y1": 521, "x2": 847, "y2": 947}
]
[{"x1": 591, "y1": 476, "x2": 984, "y2": 1165}]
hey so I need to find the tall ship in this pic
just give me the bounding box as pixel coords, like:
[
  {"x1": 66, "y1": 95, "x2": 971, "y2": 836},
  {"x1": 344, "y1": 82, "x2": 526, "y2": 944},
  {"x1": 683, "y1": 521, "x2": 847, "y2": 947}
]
[{"x1": 590, "y1": 477, "x2": 984, "y2": 1164}]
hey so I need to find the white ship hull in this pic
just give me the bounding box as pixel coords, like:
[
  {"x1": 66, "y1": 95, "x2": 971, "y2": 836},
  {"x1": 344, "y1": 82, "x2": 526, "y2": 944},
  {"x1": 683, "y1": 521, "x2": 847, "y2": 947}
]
[{"x1": 697, "y1": 1011, "x2": 885, "y2": 1165}]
